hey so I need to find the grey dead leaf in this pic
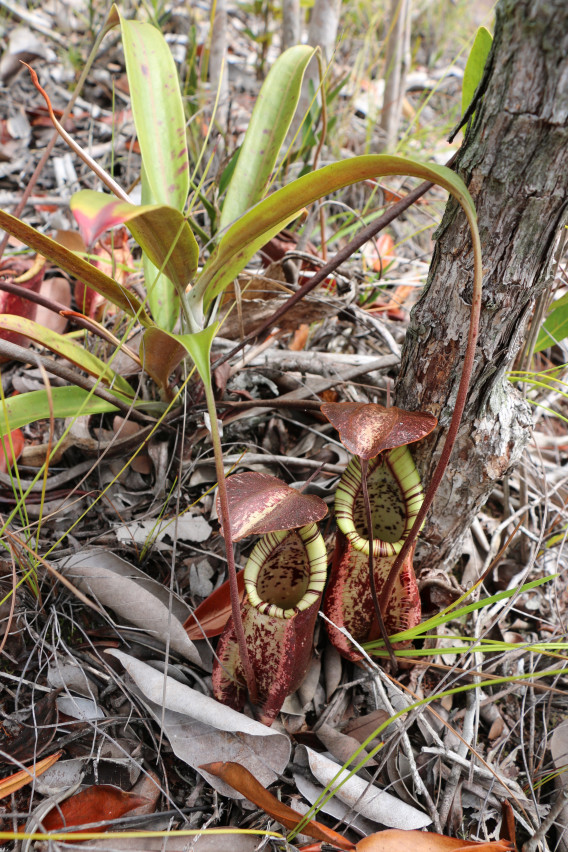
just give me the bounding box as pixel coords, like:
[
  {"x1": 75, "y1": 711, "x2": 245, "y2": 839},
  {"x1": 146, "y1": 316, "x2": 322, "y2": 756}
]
[
  {"x1": 107, "y1": 650, "x2": 291, "y2": 798},
  {"x1": 294, "y1": 773, "x2": 377, "y2": 837},
  {"x1": 86, "y1": 835, "x2": 263, "y2": 851},
  {"x1": 61, "y1": 549, "x2": 201, "y2": 665},
  {"x1": 323, "y1": 643, "x2": 343, "y2": 701},
  {"x1": 48, "y1": 661, "x2": 99, "y2": 699},
  {"x1": 34, "y1": 759, "x2": 85, "y2": 796},
  {"x1": 295, "y1": 745, "x2": 431, "y2": 829},
  {"x1": 57, "y1": 695, "x2": 106, "y2": 721},
  {"x1": 115, "y1": 514, "x2": 212, "y2": 547}
]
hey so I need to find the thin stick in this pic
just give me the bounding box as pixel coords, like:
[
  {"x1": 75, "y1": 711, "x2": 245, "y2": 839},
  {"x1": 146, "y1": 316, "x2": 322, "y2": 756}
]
[{"x1": 202, "y1": 381, "x2": 258, "y2": 705}]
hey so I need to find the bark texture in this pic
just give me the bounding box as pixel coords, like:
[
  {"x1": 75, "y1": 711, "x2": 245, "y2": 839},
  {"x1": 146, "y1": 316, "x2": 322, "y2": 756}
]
[{"x1": 394, "y1": 0, "x2": 568, "y2": 571}]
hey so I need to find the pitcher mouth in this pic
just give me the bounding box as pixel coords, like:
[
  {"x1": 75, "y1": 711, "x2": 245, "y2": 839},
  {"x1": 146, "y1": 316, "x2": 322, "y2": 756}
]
[
  {"x1": 244, "y1": 523, "x2": 327, "y2": 619},
  {"x1": 334, "y1": 445, "x2": 424, "y2": 558}
]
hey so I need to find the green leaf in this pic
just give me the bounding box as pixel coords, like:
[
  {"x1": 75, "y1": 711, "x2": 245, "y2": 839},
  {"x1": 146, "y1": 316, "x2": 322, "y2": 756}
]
[
  {"x1": 0, "y1": 315, "x2": 134, "y2": 397},
  {"x1": 534, "y1": 300, "x2": 568, "y2": 351},
  {"x1": 0, "y1": 387, "x2": 131, "y2": 436},
  {"x1": 178, "y1": 324, "x2": 219, "y2": 386},
  {"x1": 0, "y1": 209, "x2": 153, "y2": 326},
  {"x1": 220, "y1": 45, "x2": 315, "y2": 230},
  {"x1": 119, "y1": 14, "x2": 189, "y2": 212},
  {"x1": 193, "y1": 154, "x2": 479, "y2": 309},
  {"x1": 140, "y1": 169, "x2": 178, "y2": 332},
  {"x1": 70, "y1": 190, "x2": 199, "y2": 296},
  {"x1": 462, "y1": 26, "x2": 492, "y2": 117}
]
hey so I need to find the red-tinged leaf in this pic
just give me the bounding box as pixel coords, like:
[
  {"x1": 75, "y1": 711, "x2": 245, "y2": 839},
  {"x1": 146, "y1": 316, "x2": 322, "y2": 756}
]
[
  {"x1": 321, "y1": 402, "x2": 437, "y2": 459},
  {"x1": 184, "y1": 570, "x2": 245, "y2": 639},
  {"x1": 200, "y1": 761, "x2": 355, "y2": 851},
  {"x1": 0, "y1": 751, "x2": 62, "y2": 800},
  {"x1": 218, "y1": 472, "x2": 328, "y2": 541},
  {"x1": 0, "y1": 427, "x2": 24, "y2": 474},
  {"x1": 139, "y1": 327, "x2": 188, "y2": 394},
  {"x1": 40, "y1": 784, "x2": 149, "y2": 833},
  {"x1": 0, "y1": 209, "x2": 153, "y2": 326},
  {"x1": 356, "y1": 831, "x2": 514, "y2": 852},
  {"x1": 70, "y1": 190, "x2": 198, "y2": 296}
]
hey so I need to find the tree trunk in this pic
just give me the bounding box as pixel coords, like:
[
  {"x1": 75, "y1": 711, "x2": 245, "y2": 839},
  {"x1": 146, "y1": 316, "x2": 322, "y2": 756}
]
[
  {"x1": 394, "y1": 0, "x2": 568, "y2": 572},
  {"x1": 379, "y1": 0, "x2": 411, "y2": 151}
]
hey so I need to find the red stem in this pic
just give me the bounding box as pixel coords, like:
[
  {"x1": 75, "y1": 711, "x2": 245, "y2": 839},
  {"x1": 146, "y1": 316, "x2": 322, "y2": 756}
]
[{"x1": 203, "y1": 382, "x2": 259, "y2": 705}]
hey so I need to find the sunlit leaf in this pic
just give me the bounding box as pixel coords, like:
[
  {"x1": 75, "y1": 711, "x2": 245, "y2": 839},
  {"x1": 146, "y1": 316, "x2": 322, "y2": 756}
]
[
  {"x1": 0, "y1": 209, "x2": 153, "y2": 326},
  {"x1": 535, "y1": 299, "x2": 568, "y2": 352},
  {"x1": 218, "y1": 471, "x2": 328, "y2": 540},
  {"x1": 200, "y1": 761, "x2": 354, "y2": 850},
  {"x1": 321, "y1": 402, "x2": 437, "y2": 459},
  {"x1": 462, "y1": 26, "x2": 493, "y2": 117},
  {"x1": 119, "y1": 14, "x2": 189, "y2": 212},
  {"x1": 70, "y1": 190, "x2": 199, "y2": 296},
  {"x1": 0, "y1": 386, "x2": 143, "y2": 437},
  {"x1": 0, "y1": 315, "x2": 134, "y2": 397},
  {"x1": 120, "y1": 13, "x2": 190, "y2": 330},
  {"x1": 193, "y1": 154, "x2": 479, "y2": 309},
  {"x1": 220, "y1": 45, "x2": 315, "y2": 229}
]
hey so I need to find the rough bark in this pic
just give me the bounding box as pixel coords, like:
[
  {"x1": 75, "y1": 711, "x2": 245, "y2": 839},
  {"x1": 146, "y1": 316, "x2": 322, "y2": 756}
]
[{"x1": 394, "y1": 0, "x2": 568, "y2": 572}]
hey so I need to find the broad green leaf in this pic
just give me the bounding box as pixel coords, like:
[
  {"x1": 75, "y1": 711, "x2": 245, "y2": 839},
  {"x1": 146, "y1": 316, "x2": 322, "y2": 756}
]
[
  {"x1": 179, "y1": 324, "x2": 219, "y2": 386},
  {"x1": 0, "y1": 209, "x2": 153, "y2": 326},
  {"x1": 193, "y1": 154, "x2": 479, "y2": 309},
  {"x1": 0, "y1": 316, "x2": 134, "y2": 397},
  {"x1": 462, "y1": 26, "x2": 492, "y2": 117},
  {"x1": 220, "y1": 45, "x2": 315, "y2": 230},
  {"x1": 119, "y1": 14, "x2": 189, "y2": 212},
  {"x1": 70, "y1": 190, "x2": 199, "y2": 296},
  {"x1": 0, "y1": 387, "x2": 131, "y2": 436},
  {"x1": 139, "y1": 323, "x2": 219, "y2": 390},
  {"x1": 141, "y1": 169, "x2": 179, "y2": 332},
  {"x1": 535, "y1": 301, "x2": 568, "y2": 352}
]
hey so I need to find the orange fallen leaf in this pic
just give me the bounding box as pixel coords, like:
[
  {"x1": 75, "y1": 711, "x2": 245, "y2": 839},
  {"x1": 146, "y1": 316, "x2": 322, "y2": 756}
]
[
  {"x1": 200, "y1": 761, "x2": 355, "y2": 851},
  {"x1": 184, "y1": 570, "x2": 246, "y2": 639},
  {"x1": 0, "y1": 427, "x2": 24, "y2": 474},
  {"x1": 289, "y1": 323, "x2": 310, "y2": 351},
  {"x1": 0, "y1": 751, "x2": 62, "y2": 800},
  {"x1": 40, "y1": 784, "x2": 148, "y2": 833},
  {"x1": 356, "y1": 830, "x2": 515, "y2": 852}
]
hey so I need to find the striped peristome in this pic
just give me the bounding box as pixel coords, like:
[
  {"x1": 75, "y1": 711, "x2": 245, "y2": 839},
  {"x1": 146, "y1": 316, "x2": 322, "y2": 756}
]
[
  {"x1": 213, "y1": 522, "x2": 328, "y2": 724},
  {"x1": 335, "y1": 445, "x2": 424, "y2": 557},
  {"x1": 244, "y1": 523, "x2": 327, "y2": 619}
]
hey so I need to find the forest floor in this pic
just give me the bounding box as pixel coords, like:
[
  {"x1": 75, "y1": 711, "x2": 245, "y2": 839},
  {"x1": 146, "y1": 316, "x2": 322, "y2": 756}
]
[{"x1": 0, "y1": 1, "x2": 567, "y2": 850}]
